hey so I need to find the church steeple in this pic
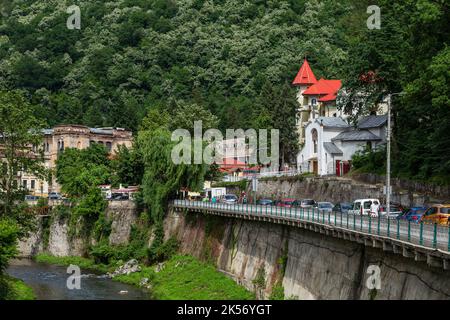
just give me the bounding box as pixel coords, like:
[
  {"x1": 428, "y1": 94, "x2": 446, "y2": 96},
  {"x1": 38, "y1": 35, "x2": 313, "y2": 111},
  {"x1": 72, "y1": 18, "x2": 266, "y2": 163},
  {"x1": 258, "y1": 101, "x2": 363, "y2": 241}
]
[{"x1": 292, "y1": 59, "x2": 317, "y2": 86}]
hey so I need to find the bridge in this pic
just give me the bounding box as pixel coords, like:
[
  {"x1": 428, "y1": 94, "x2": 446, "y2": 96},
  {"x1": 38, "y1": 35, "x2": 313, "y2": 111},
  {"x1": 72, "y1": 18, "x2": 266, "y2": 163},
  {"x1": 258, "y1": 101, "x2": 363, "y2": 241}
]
[{"x1": 173, "y1": 200, "x2": 450, "y2": 270}]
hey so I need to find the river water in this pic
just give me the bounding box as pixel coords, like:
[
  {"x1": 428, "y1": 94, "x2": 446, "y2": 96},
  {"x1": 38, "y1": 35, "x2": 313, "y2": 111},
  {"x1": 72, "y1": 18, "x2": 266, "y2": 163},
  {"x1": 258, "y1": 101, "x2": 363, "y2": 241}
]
[{"x1": 6, "y1": 259, "x2": 151, "y2": 300}]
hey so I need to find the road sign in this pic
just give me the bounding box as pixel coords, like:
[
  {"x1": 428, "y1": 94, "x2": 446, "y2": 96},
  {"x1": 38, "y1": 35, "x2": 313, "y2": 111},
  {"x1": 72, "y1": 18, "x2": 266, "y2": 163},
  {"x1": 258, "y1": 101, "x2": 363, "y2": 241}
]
[{"x1": 383, "y1": 186, "x2": 392, "y2": 195}]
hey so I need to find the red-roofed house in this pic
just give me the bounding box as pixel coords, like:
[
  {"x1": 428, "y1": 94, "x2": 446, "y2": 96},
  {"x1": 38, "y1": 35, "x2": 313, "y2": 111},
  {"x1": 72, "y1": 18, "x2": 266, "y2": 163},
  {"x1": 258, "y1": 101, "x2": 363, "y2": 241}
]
[
  {"x1": 292, "y1": 59, "x2": 317, "y2": 86},
  {"x1": 292, "y1": 59, "x2": 344, "y2": 145}
]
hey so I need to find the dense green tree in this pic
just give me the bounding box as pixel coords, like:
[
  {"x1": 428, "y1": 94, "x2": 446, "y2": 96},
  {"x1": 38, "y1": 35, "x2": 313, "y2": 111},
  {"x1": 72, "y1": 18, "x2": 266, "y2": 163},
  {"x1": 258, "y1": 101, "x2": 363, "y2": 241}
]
[
  {"x1": 0, "y1": 90, "x2": 46, "y2": 215},
  {"x1": 111, "y1": 145, "x2": 144, "y2": 187},
  {"x1": 1, "y1": 0, "x2": 448, "y2": 182},
  {"x1": 55, "y1": 144, "x2": 110, "y2": 197},
  {"x1": 339, "y1": 0, "x2": 449, "y2": 183},
  {"x1": 0, "y1": 90, "x2": 44, "y2": 297}
]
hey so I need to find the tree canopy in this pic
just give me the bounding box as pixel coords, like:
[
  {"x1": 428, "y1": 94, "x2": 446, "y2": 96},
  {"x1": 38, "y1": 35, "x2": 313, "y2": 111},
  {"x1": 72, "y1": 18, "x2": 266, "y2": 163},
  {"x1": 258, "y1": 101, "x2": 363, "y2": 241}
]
[{"x1": 0, "y1": 0, "x2": 449, "y2": 183}]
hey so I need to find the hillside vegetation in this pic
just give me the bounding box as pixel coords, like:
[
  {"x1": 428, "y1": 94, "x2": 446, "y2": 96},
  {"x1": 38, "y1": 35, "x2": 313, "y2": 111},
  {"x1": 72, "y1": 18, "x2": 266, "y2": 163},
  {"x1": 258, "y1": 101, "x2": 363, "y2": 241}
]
[{"x1": 0, "y1": 0, "x2": 448, "y2": 181}]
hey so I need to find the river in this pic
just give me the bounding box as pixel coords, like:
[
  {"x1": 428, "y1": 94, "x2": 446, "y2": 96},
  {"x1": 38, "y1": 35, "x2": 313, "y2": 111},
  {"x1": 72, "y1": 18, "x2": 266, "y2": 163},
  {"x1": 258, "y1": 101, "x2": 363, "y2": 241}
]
[{"x1": 6, "y1": 259, "x2": 151, "y2": 300}]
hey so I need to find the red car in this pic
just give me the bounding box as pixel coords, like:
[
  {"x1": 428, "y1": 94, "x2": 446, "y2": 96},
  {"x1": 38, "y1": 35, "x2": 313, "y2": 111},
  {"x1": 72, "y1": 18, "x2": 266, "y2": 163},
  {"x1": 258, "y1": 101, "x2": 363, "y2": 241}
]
[{"x1": 277, "y1": 198, "x2": 298, "y2": 208}]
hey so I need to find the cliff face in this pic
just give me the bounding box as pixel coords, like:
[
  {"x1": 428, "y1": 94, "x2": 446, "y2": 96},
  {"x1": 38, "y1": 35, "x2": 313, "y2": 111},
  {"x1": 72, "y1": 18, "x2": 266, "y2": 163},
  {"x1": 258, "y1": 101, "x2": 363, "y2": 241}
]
[
  {"x1": 17, "y1": 201, "x2": 137, "y2": 258},
  {"x1": 164, "y1": 208, "x2": 450, "y2": 300}
]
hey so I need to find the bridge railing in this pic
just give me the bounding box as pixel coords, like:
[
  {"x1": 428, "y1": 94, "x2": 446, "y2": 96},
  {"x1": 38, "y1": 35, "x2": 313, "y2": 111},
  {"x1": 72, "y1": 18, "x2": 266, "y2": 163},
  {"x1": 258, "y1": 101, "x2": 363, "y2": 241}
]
[{"x1": 173, "y1": 200, "x2": 450, "y2": 253}]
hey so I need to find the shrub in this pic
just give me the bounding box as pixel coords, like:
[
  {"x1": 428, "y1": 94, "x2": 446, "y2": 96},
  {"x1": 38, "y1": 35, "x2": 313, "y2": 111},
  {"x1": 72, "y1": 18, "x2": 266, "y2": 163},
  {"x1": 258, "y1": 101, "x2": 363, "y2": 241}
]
[
  {"x1": 53, "y1": 205, "x2": 71, "y2": 220},
  {"x1": 0, "y1": 219, "x2": 19, "y2": 272},
  {"x1": 147, "y1": 237, "x2": 179, "y2": 264},
  {"x1": 92, "y1": 212, "x2": 112, "y2": 242},
  {"x1": 72, "y1": 187, "x2": 106, "y2": 219},
  {"x1": 90, "y1": 243, "x2": 116, "y2": 265},
  {"x1": 269, "y1": 283, "x2": 285, "y2": 300},
  {"x1": 351, "y1": 146, "x2": 386, "y2": 174}
]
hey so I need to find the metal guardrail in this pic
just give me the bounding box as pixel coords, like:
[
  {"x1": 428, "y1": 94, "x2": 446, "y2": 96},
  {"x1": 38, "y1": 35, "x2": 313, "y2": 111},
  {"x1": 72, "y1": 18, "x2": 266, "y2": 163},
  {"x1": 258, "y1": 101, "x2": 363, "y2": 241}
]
[{"x1": 173, "y1": 200, "x2": 450, "y2": 253}]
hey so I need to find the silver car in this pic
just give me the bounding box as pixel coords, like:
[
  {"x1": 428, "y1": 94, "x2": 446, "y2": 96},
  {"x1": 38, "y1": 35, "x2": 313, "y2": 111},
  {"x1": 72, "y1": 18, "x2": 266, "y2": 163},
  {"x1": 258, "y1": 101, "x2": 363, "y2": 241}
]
[
  {"x1": 379, "y1": 205, "x2": 403, "y2": 219},
  {"x1": 317, "y1": 202, "x2": 334, "y2": 213},
  {"x1": 222, "y1": 194, "x2": 238, "y2": 204},
  {"x1": 300, "y1": 199, "x2": 316, "y2": 208}
]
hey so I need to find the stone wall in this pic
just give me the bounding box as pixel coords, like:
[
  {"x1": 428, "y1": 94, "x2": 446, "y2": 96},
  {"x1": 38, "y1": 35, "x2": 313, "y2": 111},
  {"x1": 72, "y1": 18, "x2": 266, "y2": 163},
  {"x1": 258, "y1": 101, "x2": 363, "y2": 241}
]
[
  {"x1": 106, "y1": 201, "x2": 138, "y2": 246},
  {"x1": 255, "y1": 176, "x2": 448, "y2": 207},
  {"x1": 17, "y1": 216, "x2": 45, "y2": 257},
  {"x1": 352, "y1": 173, "x2": 450, "y2": 201},
  {"x1": 165, "y1": 208, "x2": 450, "y2": 300}
]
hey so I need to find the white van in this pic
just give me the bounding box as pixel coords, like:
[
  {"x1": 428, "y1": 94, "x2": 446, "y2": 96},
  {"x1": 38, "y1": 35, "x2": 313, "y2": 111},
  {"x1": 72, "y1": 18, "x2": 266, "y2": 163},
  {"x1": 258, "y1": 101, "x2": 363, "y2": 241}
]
[{"x1": 348, "y1": 199, "x2": 380, "y2": 216}]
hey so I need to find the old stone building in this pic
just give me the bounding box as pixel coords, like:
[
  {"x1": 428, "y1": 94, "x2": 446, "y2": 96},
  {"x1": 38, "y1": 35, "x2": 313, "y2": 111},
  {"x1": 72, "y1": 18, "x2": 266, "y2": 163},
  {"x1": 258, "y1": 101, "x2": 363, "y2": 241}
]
[{"x1": 21, "y1": 125, "x2": 132, "y2": 196}]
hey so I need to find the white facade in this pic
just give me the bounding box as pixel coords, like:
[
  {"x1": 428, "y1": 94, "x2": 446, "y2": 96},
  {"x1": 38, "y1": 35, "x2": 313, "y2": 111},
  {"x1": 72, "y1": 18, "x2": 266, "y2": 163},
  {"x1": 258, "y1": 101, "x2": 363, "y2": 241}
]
[
  {"x1": 298, "y1": 118, "x2": 349, "y2": 176},
  {"x1": 297, "y1": 115, "x2": 387, "y2": 176}
]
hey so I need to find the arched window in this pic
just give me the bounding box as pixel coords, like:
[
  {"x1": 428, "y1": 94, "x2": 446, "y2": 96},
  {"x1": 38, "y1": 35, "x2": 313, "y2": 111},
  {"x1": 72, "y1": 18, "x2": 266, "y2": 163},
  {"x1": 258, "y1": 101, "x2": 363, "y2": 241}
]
[{"x1": 312, "y1": 129, "x2": 318, "y2": 154}]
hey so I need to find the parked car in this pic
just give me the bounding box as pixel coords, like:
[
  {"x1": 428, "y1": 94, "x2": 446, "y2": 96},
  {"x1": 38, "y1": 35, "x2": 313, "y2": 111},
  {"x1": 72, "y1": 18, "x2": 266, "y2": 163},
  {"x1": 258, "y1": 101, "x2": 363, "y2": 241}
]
[
  {"x1": 111, "y1": 193, "x2": 129, "y2": 201},
  {"x1": 397, "y1": 207, "x2": 427, "y2": 223},
  {"x1": 348, "y1": 199, "x2": 381, "y2": 216},
  {"x1": 25, "y1": 195, "x2": 41, "y2": 201},
  {"x1": 332, "y1": 202, "x2": 353, "y2": 215},
  {"x1": 277, "y1": 198, "x2": 298, "y2": 208},
  {"x1": 299, "y1": 199, "x2": 316, "y2": 208},
  {"x1": 257, "y1": 199, "x2": 273, "y2": 206},
  {"x1": 379, "y1": 204, "x2": 403, "y2": 219},
  {"x1": 317, "y1": 202, "x2": 334, "y2": 213},
  {"x1": 420, "y1": 205, "x2": 450, "y2": 226},
  {"x1": 222, "y1": 194, "x2": 238, "y2": 204},
  {"x1": 48, "y1": 192, "x2": 63, "y2": 200}
]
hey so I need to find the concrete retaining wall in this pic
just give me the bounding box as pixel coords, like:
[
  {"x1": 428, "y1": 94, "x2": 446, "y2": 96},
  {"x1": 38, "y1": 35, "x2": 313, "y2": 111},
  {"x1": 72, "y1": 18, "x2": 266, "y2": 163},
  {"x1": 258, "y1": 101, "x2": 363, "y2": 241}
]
[{"x1": 165, "y1": 208, "x2": 450, "y2": 300}]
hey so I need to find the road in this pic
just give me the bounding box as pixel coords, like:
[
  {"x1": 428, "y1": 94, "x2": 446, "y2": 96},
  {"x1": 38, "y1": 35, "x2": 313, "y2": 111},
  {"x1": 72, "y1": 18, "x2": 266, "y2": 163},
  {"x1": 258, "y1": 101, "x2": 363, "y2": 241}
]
[{"x1": 173, "y1": 200, "x2": 450, "y2": 252}]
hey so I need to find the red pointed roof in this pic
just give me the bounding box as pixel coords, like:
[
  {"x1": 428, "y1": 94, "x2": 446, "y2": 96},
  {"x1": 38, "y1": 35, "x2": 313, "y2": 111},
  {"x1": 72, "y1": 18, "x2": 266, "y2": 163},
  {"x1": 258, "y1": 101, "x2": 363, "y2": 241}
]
[
  {"x1": 303, "y1": 78, "x2": 342, "y2": 102},
  {"x1": 293, "y1": 59, "x2": 317, "y2": 86}
]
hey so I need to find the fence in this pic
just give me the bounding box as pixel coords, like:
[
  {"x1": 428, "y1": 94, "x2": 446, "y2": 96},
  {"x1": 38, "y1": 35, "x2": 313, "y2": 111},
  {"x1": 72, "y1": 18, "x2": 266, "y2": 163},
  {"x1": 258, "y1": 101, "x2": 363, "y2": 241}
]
[{"x1": 173, "y1": 200, "x2": 450, "y2": 253}]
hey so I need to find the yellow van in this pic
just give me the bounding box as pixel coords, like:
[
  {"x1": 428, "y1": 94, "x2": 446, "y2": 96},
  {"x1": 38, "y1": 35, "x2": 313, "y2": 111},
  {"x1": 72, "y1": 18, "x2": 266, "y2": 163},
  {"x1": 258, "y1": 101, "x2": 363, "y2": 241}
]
[{"x1": 420, "y1": 205, "x2": 450, "y2": 226}]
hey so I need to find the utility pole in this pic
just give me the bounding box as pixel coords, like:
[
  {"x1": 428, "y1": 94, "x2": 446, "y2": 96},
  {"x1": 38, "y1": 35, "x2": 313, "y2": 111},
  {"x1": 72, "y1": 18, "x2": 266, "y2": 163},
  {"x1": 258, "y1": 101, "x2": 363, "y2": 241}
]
[
  {"x1": 386, "y1": 92, "x2": 403, "y2": 216},
  {"x1": 386, "y1": 94, "x2": 392, "y2": 218}
]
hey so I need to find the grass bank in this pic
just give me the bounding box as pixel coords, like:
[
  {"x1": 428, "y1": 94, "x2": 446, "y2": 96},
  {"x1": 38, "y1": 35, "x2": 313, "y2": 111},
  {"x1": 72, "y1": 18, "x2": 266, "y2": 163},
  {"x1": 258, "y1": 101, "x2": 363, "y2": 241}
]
[
  {"x1": 35, "y1": 254, "x2": 111, "y2": 273},
  {"x1": 0, "y1": 275, "x2": 36, "y2": 300},
  {"x1": 34, "y1": 254, "x2": 254, "y2": 300}
]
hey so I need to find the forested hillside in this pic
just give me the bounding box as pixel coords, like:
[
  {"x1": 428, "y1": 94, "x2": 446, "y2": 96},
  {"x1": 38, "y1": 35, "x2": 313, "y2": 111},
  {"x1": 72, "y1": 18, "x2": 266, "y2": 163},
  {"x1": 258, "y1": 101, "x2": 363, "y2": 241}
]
[{"x1": 0, "y1": 0, "x2": 449, "y2": 182}]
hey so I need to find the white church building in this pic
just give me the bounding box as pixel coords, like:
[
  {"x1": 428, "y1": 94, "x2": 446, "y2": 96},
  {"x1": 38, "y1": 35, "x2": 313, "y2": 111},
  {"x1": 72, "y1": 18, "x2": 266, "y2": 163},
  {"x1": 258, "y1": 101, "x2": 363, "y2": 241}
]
[
  {"x1": 292, "y1": 59, "x2": 388, "y2": 176},
  {"x1": 297, "y1": 115, "x2": 387, "y2": 176}
]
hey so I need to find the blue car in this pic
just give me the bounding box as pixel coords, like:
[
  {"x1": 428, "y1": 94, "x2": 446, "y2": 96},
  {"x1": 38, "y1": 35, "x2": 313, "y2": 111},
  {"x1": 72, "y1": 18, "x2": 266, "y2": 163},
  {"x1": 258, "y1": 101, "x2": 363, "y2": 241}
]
[
  {"x1": 257, "y1": 199, "x2": 273, "y2": 206},
  {"x1": 397, "y1": 207, "x2": 427, "y2": 223}
]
